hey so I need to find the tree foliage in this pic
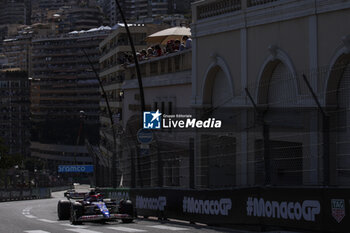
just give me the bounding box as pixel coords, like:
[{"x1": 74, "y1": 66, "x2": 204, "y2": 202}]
[{"x1": 0, "y1": 137, "x2": 23, "y2": 169}]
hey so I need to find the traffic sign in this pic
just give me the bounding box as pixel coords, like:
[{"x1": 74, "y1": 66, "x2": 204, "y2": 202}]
[
  {"x1": 137, "y1": 128, "x2": 153, "y2": 144},
  {"x1": 140, "y1": 148, "x2": 149, "y2": 156},
  {"x1": 58, "y1": 165, "x2": 94, "y2": 173}
]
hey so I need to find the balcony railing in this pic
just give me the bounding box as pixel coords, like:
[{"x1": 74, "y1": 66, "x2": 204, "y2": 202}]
[
  {"x1": 197, "y1": 0, "x2": 241, "y2": 20},
  {"x1": 126, "y1": 49, "x2": 192, "y2": 79},
  {"x1": 247, "y1": 0, "x2": 278, "y2": 7},
  {"x1": 195, "y1": 0, "x2": 283, "y2": 21}
]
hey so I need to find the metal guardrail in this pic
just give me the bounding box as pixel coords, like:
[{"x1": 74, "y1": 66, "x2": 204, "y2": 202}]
[
  {"x1": 0, "y1": 186, "x2": 72, "y2": 202},
  {"x1": 0, "y1": 188, "x2": 51, "y2": 202}
]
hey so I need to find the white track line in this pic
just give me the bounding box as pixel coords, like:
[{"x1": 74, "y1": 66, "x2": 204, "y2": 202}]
[
  {"x1": 25, "y1": 215, "x2": 37, "y2": 219},
  {"x1": 60, "y1": 223, "x2": 88, "y2": 228},
  {"x1": 148, "y1": 225, "x2": 189, "y2": 231},
  {"x1": 24, "y1": 230, "x2": 51, "y2": 233},
  {"x1": 65, "y1": 229, "x2": 103, "y2": 233},
  {"x1": 37, "y1": 219, "x2": 58, "y2": 223},
  {"x1": 107, "y1": 226, "x2": 147, "y2": 232}
]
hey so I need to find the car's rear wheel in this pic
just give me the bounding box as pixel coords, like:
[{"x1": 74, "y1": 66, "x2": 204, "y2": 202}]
[
  {"x1": 122, "y1": 219, "x2": 133, "y2": 223},
  {"x1": 57, "y1": 200, "x2": 70, "y2": 220},
  {"x1": 119, "y1": 200, "x2": 134, "y2": 223}
]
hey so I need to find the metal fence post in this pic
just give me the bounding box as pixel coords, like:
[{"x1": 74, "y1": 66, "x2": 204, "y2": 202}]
[
  {"x1": 189, "y1": 138, "x2": 195, "y2": 189},
  {"x1": 303, "y1": 74, "x2": 330, "y2": 186},
  {"x1": 263, "y1": 123, "x2": 271, "y2": 185}
]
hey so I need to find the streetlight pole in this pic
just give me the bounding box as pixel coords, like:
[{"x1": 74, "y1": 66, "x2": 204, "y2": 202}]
[
  {"x1": 82, "y1": 49, "x2": 118, "y2": 188},
  {"x1": 114, "y1": 0, "x2": 146, "y2": 187},
  {"x1": 114, "y1": 0, "x2": 145, "y2": 113}
]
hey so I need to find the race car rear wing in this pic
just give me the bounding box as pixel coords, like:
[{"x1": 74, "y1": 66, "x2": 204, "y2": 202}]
[{"x1": 66, "y1": 192, "x2": 87, "y2": 200}]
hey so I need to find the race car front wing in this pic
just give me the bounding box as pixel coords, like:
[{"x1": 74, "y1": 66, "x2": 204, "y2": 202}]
[{"x1": 78, "y1": 213, "x2": 132, "y2": 222}]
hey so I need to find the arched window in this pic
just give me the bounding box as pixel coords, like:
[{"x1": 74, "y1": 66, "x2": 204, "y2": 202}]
[
  {"x1": 336, "y1": 63, "x2": 350, "y2": 185},
  {"x1": 255, "y1": 61, "x2": 302, "y2": 186}
]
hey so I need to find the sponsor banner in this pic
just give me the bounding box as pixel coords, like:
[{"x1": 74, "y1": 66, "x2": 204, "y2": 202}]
[
  {"x1": 323, "y1": 188, "x2": 350, "y2": 232},
  {"x1": 183, "y1": 196, "x2": 232, "y2": 216},
  {"x1": 331, "y1": 199, "x2": 345, "y2": 223},
  {"x1": 58, "y1": 165, "x2": 94, "y2": 173},
  {"x1": 99, "y1": 187, "x2": 350, "y2": 232},
  {"x1": 136, "y1": 195, "x2": 167, "y2": 211}
]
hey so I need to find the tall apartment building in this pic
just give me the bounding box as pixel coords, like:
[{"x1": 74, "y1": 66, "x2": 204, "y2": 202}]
[
  {"x1": 1, "y1": 23, "x2": 57, "y2": 72},
  {"x1": 0, "y1": 70, "x2": 30, "y2": 156},
  {"x1": 103, "y1": 0, "x2": 189, "y2": 25},
  {"x1": 101, "y1": 0, "x2": 135, "y2": 25},
  {"x1": 0, "y1": 0, "x2": 31, "y2": 25},
  {"x1": 55, "y1": 1, "x2": 107, "y2": 33},
  {"x1": 30, "y1": 29, "x2": 110, "y2": 170},
  {"x1": 2, "y1": 35, "x2": 31, "y2": 73},
  {"x1": 168, "y1": 0, "x2": 192, "y2": 14},
  {"x1": 31, "y1": 0, "x2": 106, "y2": 29}
]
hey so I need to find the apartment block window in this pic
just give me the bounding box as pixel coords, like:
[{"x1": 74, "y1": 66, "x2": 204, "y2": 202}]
[
  {"x1": 161, "y1": 101, "x2": 165, "y2": 114},
  {"x1": 168, "y1": 102, "x2": 172, "y2": 115}
]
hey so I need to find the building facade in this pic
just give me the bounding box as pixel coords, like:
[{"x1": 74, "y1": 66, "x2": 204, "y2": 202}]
[
  {"x1": 30, "y1": 29, "x2": 110, "y2": 170},
  {"x1": 0, "y1": 0, "x2": 30, "y2": 25},
  {"x1": 102, "y1": 0, "x2": 190, "y2": 25},
  {"x1": 2, "y1": 35, "x2": 32, "y2": 73},
  {"x1": 0, "y1": 70, "x2": 30, "y2": 156},
  {"x1": 120, "y1": 48, "x2": 192, "y2": 187},
  {"x1": 55, "y1": 1, "x2": 107, "y2": 33},
  {"x1": 191, "y1": 0, "x2": 350, "y2": 188},
  {"x1": 98, "y1": 24, "x2": 170, "y2": 186}
]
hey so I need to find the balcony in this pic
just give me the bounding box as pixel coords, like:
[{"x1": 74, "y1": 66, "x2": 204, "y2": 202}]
[
  {"x1": 196, "y1": 0, "x2": 241, "y2": 20},
  {"x1": 192, "y1": 0, "x2": 350, "y2": 35},
  {"x1": 126, "y1": 49, "x2": 192, "y2": 79},
  {"x1": 194, "y1": 0, "x2": 350, "y2": 21},
  {"x1": 247, "y1": 0, "x2": 278, "y2": 7}
]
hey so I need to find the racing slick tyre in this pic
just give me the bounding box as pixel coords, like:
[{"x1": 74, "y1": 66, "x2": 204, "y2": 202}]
[
  {"x1": 119, "y1": 200, "x2": 134, "y2": 223},
  {"x1": 122, "y1": 218, "x2": 133, "y2": 223},
  {"x1": 57, "y1": 200, "x2": 71, "y2": 220},
  {"x1": 70, "y1": 202, "x2": 83, "y2": 225}
]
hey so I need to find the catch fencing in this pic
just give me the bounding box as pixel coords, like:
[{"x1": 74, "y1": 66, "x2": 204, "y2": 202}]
[
  {"x1": 96, "y1": 63, "x2": 350, "y2": 189},
  {"x1": 100, "y1": 186, "x2": 350, "y2": 233}
]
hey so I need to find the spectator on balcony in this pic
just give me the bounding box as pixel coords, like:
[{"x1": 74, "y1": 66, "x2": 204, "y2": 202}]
[
  {"x1": 154, "y1": 44, "x2": 162, "y2": 57},
  {"x1": 136, "y1": 52, "x2": 142, "y2": 61},
  {"x1": 147, "y1": 47, "x2": 154, "y2": 57},
  {"x1": 165, "y1": 40, "x2": 175, "y2": 54},
  {"x1": 140, "y1": 49, "x2": 147, "y2": 60},
  {"x1": 182, "y1": 35, "x2": 192, "y2": 50},
  {"x1": 174, "y1": 40, "x2": 181, "y2": 51}
]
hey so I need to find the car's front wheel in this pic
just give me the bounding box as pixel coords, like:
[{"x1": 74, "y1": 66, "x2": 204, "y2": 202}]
[
  {"x1": 70, "y1": 203, "x2": 83, "y2": 225},
  {"x1": 57, "y1": 200, "x2": 70, "y2": 220}
]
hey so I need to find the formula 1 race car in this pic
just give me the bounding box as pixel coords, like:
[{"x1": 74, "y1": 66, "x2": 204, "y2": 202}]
[
  {"x1": 57, "y1": 189, "x2": 134, "y2": 225},
  {"x1": 63, "y1": 189, "x2": 76, "y2": 198}
]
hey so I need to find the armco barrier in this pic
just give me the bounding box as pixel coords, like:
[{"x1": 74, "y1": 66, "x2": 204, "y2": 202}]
[
  {"x1": 0, "y1": 188, "x2": 51, "y2": 202},
  {"x1": 99, "y1": 187, "x2": 349, "y2": 232}
]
